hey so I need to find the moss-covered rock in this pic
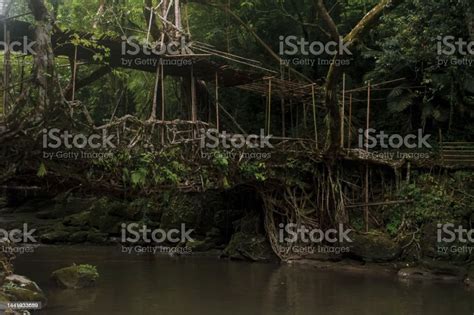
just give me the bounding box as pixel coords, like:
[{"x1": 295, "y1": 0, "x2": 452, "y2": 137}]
[
  {"x1": 86, "y1": 199, "x2": 125, "y2": 234},
  {"x1": 186, "y1": 238, "x2": 215, "y2": 252},
  {"x1": 40, "y1": 230, "x2": 71, "y2": 244},
  {"x1": 420, "y1": 260, "x2": 467, "y2": 279},
  {"x1": 2, "y1": 286, "x2": 46, "y2": 304},
  {"x1": 86, "y1": 231, "x2": 108, "y2": 244},
  {"x1": 69, "y1": 231, "x2": 90, "y2": 243},
  {"x1": 2, "y1": 275, "x2": 47, "y2": 305},
  {"x1": 0, "y1": 240, "x2": 15, "y2": 278},
  {"x1": 222, "y1": 212, "x2": 274, "y2": 262},
  {"x1": 51, "y1": 264, "x2": 99, "y2": 289},
  {"x1": 63, "y1": 211, "x2": 91, "y2": 227},
  {"x1": 223, "y1": 232, "x2": 275, "y2": 262},
  {"x1": 0, "y1": 291, "x2": 9, "y2": 302},
  {"x1": 349, "y1": 232, "x2": 401, "y2": 262}
]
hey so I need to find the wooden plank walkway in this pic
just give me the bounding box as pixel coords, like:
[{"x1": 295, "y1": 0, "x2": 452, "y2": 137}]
[{"x1": 440, "y1": 142, "x2": 474, "y2": 166}]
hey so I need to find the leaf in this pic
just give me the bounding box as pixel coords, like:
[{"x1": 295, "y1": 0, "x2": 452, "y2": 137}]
[
  {"x1": 131, "y1": 167, "x2": 148, "y2": 187},
  {"x1": 37, "y1": 162, "x2": 47, "y2": 177}
]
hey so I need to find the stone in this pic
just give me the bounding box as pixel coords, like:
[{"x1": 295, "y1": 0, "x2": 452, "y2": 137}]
[
  {"x1": 348, "y1": 232, "x2": 401, "y2": 262},
  {"x1": 40, "y1": 230, "x2": 71, "y2": 244},
  {"x1": 51, "y1": 265, "x2": 99, "y2": 289},
  {"x1": 186, "y1": 238, "x2": 215, "y2": 252},
  {"x1": 420, "y1": 260, "x2": 467, "y2": 279},
  {"x1": 86, "y1": 232, "x2": 108, "y2": 244},
  {"x1": 2, "y1": 275, "x2": 47, "y2": 306},
  {"x1": 63, "y1": 211, "x2": 90, "y2": 227},
  {"x1": 223, "y1": 232, "x2": 276, "y2": 262},
  {"x1": 69, "y1": 231, "x2": 90, "y2": 243}
]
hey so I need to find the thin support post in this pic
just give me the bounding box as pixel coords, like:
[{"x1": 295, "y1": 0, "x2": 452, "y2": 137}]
[
  {"x1": 174, "y1": 0, "x2": 182, "y2": 32},
  {"x1": 365, "y1": 164, "x2": 369, "y2": 232},
  {"x1": 439, "y1": 129, "x2": 443, "y2": 162},
  {"x1": 341, "y1": 73, "x2": 346, "y2": 148},
  {"x1": 161, "y1": 63, "x2": 165, "y2": 145},
  {"x1": 280, "y1": 67, "x2": 285, "y2": 137},
  {"x1": 2, "y1": 20, "x2": 10, "y2": 120},
  {"x1": 311, "y1": 84, "x2": 318, "y2": 149},
  {"x1": 364, "y1": 82, "x2": 371, "y2": 232},
  {"x1": 151, "y1": 63, "x2": 160, "y2": 120},
  {"x1": 191, "y1": 66, "x2": 197, "y2": 122},
  {"x1": 267, "y1": 78, "x2": 272, "y2": 136},
  {"x1": 348, "y1": 93, "x2": 352, "y2": 149},
  {"x1": 365, "y1": 82, "x2": 371, "y2": 152},
  {"x1": 184, "y1": 1, "x2": 190, "y2": 35},
  {"x1": 290, "y1": 100, "x2": 293, "y2": 132},
  {"x1": 303, "y1": 103, "x2": 307, "y2": 129},
  {"x1": 215, "y1": 72, "x2": 220, "y2": 132},
  {"x1": 71, "y1": 45, "x2": 78, "y2": 101},
  {"x1": 281, "y1": 98, "x2": 285, "y2": 137}
]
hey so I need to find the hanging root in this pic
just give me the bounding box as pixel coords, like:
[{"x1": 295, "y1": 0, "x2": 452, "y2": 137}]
[{"x1": 261, "y1": 163, "x2": 347, "y2": 261}]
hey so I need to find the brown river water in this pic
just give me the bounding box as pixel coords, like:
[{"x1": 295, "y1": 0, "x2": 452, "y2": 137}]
[{"x1": 13, "y1": 246, "x2": 474, "y2": 315}]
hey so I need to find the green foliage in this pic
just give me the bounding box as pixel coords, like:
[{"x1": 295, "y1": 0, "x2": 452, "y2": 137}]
[
  {"x1": 367, "y1": 0, "x2": 474, "y2": 135},
  {"x1": 384, "y1": 172, "x2": 474, "y2": 236},
  {"x1": 37, "y1": 162, "x2": 47, "y2": 178},
  {"x1": 239, "y1": 161, "x2": 267, "y2": 182},
  {"x1": 76, "y1": 264, "x2": 99, "y2": 280},
  {"x1": 211, "y1": 151, "x2": 229, "y2": 170}
]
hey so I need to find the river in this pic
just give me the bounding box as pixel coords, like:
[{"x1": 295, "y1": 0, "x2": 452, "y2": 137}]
[{"x1": 14, "y1": 246, "x2": 474, "y2": 315}]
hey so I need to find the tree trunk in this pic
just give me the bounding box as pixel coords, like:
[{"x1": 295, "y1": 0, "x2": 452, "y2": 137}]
[
  {"x1": 322, "y1": 0, "x2": 404, "y2": 151},
  {"x1": 28, "y1": 0, "x2": 55, "y2": 112}
]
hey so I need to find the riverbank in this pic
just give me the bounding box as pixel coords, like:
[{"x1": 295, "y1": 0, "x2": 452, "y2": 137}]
[{"x1": 1, "y1": 190, "x2": 473, "y2": 287}]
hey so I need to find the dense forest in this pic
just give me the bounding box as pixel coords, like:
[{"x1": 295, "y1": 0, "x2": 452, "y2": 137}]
[{"x1": 0, "y1": 0, "x2": 473, "y2": 314}]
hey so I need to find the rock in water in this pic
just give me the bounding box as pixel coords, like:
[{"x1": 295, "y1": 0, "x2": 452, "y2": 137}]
[
  {"x1": 51, "y1": 264, "x2": 99, "y2": 289},
  {"x1": 1, "y1": 274, "x2": 47, "y2": 307}
]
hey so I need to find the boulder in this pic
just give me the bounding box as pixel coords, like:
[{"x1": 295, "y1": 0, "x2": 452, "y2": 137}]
[
  {"x1": 69, "y1": 231, "x2": 90, "y2": 243},
  {"x1": 51, "y1": 264, "x2": 99, "y2": 289},
  {"x1": 186, "y1": 238, "x2": 215, "y2": 252},
  {"x1": 420, "y1": 260, "x2": 466, "y2": 280},
  {"x1": 4, "y1": 275, "x2": 44, "y2": 297},
  {"x1": 40, "y1": 230, "x2": 71, "y2": 244},
  {"x1": 63, "y1": 211, "x2": 90, "y2": 227},
  {"x1": 86, "y1": 231, "x2": 108, "y2": 244},
  {"x1": 348, "y1": 232, "x2": 401, "y2": 262},
  {"x1": 223, "y1": 232, "x2": 276, "y2": 262},
  {"x1": 2, "y1": 275, "x2": 47, "y2": 305}
]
